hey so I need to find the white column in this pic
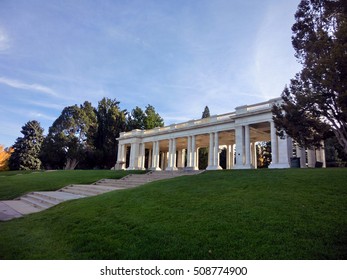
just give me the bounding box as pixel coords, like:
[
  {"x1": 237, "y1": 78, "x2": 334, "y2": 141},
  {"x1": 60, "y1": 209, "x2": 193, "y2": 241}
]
[
  {"x1": 177, "y1": 149, "x2": 185, "y2": 168},
  {"x1": 232, "y1": 144, "x2": 235, "y2": 168},
  {"x1": 151, "y1": 142, "x2": 156, "y2": 169},
  {"x1": 234, "y1": 126, "x2": 244, "y2": 168},
  {"x1": 226, "y1": 145, "x2": 232, "y2": 169},
  {"x1": 254, "y1": 143, "x2": 257, "y2": 167},
  {"x1": 297, "y1": 146, "x2": 307, "y2": 168},
  {"x1": 148, "y1": 149, "x2": 152, "y2": 169},
  {"x1": 207, "y1": 132, "x2": 222, "y2": 170},
  {"x1": 139, "y1": 143, "x2": 145, "y2": 170},
  {"x1": 207, "y1": 133, "x2": 214, "y2": 169},
  {"x1": 166, "y1": 138, "x2": 177, "y2": 171},
  {"x1": 161, "y1": 151, "x2": 165, "y2": 169},
  {"x1": 128, "y1": 142, "x2": 140, "y2": 170},
  {"x1": 117, "y1": 143, "x2": 122, "y2": 162},
  {"x1": 187, "y1": 136, "x2": 192, "y2": 167},
  {"x1": 307, "y1": 149, "x2": 316, "y2": 168},
  {"x1": 151, "y1": 141, "x2": 161, "y2": 171},
  {"x1": 270, "y1": 121, "x2": 278, "y2": 166},
  {"x1": 214, "y1": 132, "x2": 221, "y2": 169},
  {"x1": 320, "y1": 141, "x2": 326, "y2": 168},
  {"x1": 173, "y1": 139, "x2": 177, "y2": 169},
  {"x1": 191, "y1": 135, "x2": 197, "y2": 169},
  {"x1": 167, "y1": 139, "x2": 172, "y2": 169},
  {"x1": 116, "y1": 143, "x2": 126, "y2": 170},
  {"x1": 277, "y1": 136, "x2": 290, "y2": 168},
  {"x1": 244, "y1": 125, "x2": 251, "y2": 166}
]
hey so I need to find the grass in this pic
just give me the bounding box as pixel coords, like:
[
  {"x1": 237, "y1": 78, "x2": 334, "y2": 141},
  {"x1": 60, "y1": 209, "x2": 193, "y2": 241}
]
[
  {"x1": 0, "y1": 168, "x2": 346, "y2": 260},
  {"x1": 0, "y1": 170, "x2": 144, "y2": 200}
]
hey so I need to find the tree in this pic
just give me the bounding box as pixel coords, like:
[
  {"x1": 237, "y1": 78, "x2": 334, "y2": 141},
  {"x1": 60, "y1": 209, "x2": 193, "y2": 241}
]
[
  {"x1": 126, "y1": 106, "x2": 146, "y2": 130},
  {"x1": 94, "y1": 97, "x2": 127, "y2": 168},
  {"x1": 127, "y1": 104, "x2": 165, "y2": 131},
  {"x1": 0, "y1": 145, "x2": 14, "y2": 171},
  {"x1": 256, "y1": 142, "x2": 272, "y2": 168},
  {"x1": 144, "y1": 104, "x2": 164, "y2": 129},
  {"x1": 41, "y1": 102, "x2": 97, "y2": 170},
  {"x1": 199, "y1": 106, "x2": 211, "y2": 169},
  {"x1": 202, "y1": 106, "x2": 211, "y2": 118},
  {"x1": 272, "y1": 0, "x2": 347, "y2": 153},
  {"x1": 9, "y1": 120, "x2": 44, "y2": 170}
]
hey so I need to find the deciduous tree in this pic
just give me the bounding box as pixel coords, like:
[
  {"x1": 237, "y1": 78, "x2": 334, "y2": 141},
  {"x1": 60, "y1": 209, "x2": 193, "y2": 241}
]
[
  {"x1": 41, "y1": 102, "x2": 97, "y2": 170},
  {"x1": 0, "y1": 145, "x2": 14, "y2": 171}
]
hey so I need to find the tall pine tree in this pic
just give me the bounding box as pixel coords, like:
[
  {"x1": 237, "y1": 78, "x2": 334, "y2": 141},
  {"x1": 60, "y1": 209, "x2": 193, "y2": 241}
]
[{"x1": 9, "y1": 120, "x2": 44, "y2": 170}]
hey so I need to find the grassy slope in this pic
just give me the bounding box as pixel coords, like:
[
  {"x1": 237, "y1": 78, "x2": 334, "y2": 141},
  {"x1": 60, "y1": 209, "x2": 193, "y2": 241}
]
[
  {"x1": 0, "y1": 170, "x2": 144, "y2": 200},
  {"x1": 0, "y1": 169, "x2": 346, "y2": 260}
]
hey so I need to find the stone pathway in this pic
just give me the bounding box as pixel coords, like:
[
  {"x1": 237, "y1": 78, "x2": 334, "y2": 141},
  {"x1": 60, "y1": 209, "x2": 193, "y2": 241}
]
[{"x1": 0, "y1": 170, "x2": 203, "y2": 221}]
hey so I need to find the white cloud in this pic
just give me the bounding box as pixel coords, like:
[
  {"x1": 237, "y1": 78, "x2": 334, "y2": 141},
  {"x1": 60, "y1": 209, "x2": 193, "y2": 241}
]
[
  {"x1": 0, "y1": 27, "x2": 10, "y2": 53},
  {"x1": 29, "y1": 112, "x2": 56, "y2": 121},
  {"x1": 0, "y1": 76, "x2": 58, "y2": 97},
  {"x1": 27, "y1": 100, "x2": 63, "y2": 110}
]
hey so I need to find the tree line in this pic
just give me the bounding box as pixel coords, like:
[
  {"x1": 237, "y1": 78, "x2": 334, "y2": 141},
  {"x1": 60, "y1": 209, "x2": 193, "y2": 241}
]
[{"x1": 7, "y1": 97, "x2": 164, "y2": 170}]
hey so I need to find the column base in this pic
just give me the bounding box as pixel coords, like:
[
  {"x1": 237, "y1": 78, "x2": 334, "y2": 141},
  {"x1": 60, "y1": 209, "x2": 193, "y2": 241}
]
[
  {"x1": 166, "y1": 167, "x2": 178, "y2": 171},
  {"x1": 206, "y1": 165, "x2": 223, "y2": 170},
  {"x1": 115, "y1": 162, "x2": 126, "y2": 170},
  {"x1": 268, "y1": 163, "x2": 290, "y2": 169},
  {"x1": 185, "y1": 166, "x2": 199, "y2": 171},
  {"x1": 233, "y1": 164, "x2": 253, "y2": 170},
  {"x1": 150, "y1": 167, "x2": 162, "y2": 171},
  {"x1": 127, "y1": 167, "x2": 146, "y2": 170}
]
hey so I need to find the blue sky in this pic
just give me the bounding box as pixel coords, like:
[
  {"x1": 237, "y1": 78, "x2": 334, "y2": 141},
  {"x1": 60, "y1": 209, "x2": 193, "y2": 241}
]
[{"x1": 0, "y1": 0, "x2": 301, "y2": 147}]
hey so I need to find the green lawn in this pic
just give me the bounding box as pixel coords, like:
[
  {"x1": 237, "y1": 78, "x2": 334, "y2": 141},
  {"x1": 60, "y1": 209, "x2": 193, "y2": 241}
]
[
  {"x1": 0, "y1": 168, "x2": 346, "y2": 260},
  {"x1": 0, "y1": 170, "x2": 144, "y2": 200}
]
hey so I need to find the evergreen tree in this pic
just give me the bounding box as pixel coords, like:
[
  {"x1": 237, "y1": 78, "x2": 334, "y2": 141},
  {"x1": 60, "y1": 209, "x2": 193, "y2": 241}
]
[
  {"x1": 94, "y1": 97, "x2": 127, "y2": 168},
  {"x1": 144, "y1": 104, "x2": 164, "y2": 129},
  {"x1": 9, "y1": 120, "x2": 44, "y2": 170},
  {"x1": 272, "y1": 0, "x2": 347, "y2": 153},
  {"x1": 126, "y1": 106, "x2": 146, "y2": 130},
  {"x1": 199, "y1": 106, "x2": 211, "y2": 169}
]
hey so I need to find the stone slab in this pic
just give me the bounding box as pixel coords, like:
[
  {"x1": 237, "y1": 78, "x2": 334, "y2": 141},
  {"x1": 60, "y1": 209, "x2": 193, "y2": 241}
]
[
  {"x1": 1, "y1": 200, "x2": 42, "y2": 215},
  {"x1": 35, "y1": 191, "x2": 85, "y2": 201},
  {"x1": 0, "y1": 202, "x2": 23, "y2": 221}
]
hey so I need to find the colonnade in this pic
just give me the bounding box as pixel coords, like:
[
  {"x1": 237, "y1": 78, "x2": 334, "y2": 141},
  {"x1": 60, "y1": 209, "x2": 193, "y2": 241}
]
[
  {"x1": 117, "y1": 120, "x2": 297, "y2": 170},
  {"x1": 116, "y1": 98, "x2": 326, "y2": 170}
]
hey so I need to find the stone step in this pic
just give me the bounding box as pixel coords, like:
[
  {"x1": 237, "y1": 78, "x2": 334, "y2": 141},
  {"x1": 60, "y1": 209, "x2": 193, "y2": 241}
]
[
  {"x1": 32, "y1": 191, "x2": 84, "y2": 202},
  {"x1": 26, "y1": 193, "x2": 60, "y2": 206},
  {"x1": 20, "y1": 196, "x2": 53, "y2": 210},
  {"x1": 59, "y1": 187, "x2": 96, "y2": 197},
  {"x1": 69, "y1": 185, "x2": 108, "y2": 194},
  {"x1": 86, "y1": 184, "x2": 127, "y2": 192},
  {"x1": 1, "y1": 200, "x2": 41, "y2": 216},
  {"x1": 94, "y1": 181, "x2": 144, "y2": 188}
]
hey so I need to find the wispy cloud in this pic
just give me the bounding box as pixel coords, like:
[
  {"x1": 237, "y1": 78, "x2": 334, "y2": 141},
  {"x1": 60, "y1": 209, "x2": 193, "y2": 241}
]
[
  {"x1": 0, "y1": 76, "x2": 59, "y2": 97},
  {"x1": 27, "y1": 100, "x2": 63, "y2": 110},
  {"x1": 29, "y1": 112, "x2": 56, "y2": 121},
  {"x1": 253, "y1": 2, "x2": 300, "y2": 99},
  {"x1": 0, "y1": 27, "x2": 10, "y2": 53}
]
